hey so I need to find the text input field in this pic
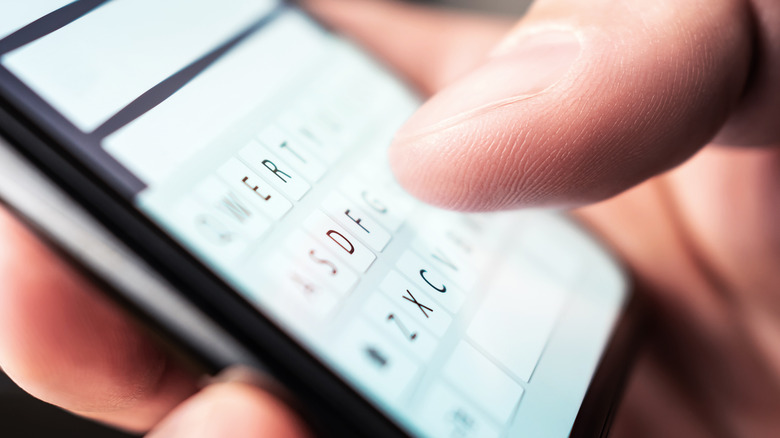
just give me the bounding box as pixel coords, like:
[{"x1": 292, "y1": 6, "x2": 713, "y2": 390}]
[
  {"x1": 2, "y1": 0, "x2": 276, "y2": 132},
  {"x1": 103, "y1": 10, "x2": 326, "y2": 186},
  {"x1": 0, "y1": 0, "x2": 73, "y2": 40}
]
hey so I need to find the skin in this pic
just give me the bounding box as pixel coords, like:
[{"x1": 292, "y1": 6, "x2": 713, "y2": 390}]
[{"x1": 1, "y1": 0, "x2": 779, "y2": 436}]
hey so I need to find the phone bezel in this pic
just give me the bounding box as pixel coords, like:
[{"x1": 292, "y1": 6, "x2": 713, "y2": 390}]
[{"x1": 0, "y1": 5, "x2": 642, "y2": 436}]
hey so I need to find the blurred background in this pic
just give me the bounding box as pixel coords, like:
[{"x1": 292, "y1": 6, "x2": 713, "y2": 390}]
[{"x1": 0, "y1": 0, "x2": 531, "y2": 436}]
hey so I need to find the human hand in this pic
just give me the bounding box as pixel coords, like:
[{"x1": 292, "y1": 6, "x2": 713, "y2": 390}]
[
  {"x1": 1, "y1": 0, "x2": 778, "y2": 437},
  {"x1": 313, "y1": 0, "x2": 779, "y2": 437}
]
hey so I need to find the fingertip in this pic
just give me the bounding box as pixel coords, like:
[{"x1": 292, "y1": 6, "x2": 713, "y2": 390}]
[
  {"x1": 389, "y1": 0, "x2": 754, "y2": 211},
  {"x1": 148, "y1": 383, "x2": 311, "y2": 438}
]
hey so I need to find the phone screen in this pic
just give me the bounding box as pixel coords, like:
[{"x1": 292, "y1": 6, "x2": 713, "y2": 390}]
[{"x1": 0, "y1": 2, "x2": 628, "y2": 436}]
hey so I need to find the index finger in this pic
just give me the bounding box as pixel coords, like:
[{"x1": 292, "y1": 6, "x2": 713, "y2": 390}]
[{"x1": 310, "y1": 0, "x2": 761, "y2": 211}]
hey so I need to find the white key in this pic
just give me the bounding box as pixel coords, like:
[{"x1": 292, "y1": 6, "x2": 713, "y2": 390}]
[
  {"x1": 411, "y1": 237, "x2": 478, "y2": 291},
  {"x1": 467, "y1": 261, "x2": 567, "y2": 383},
  {"x1": 295, "y1": 100, "x2": 352, "y2": 145},
  {"x1": 302, "y1": 210, "x2": 376, "y2": 273},
  {"x1": 354, "y1": 151, "x2": 396, "y2": 186},
  {"x1": 339, "y1": 175, "x2": 414, "y2": 233},
  {"x1": 216, "y1": 158, "x2": 292, "y2": 220},
  {"x1": 322, "y1": 192, "x2": 392, "y2": 252},
  {"x1": 174, "y1": 197, "x2": 256, "y2": 263},
  {"x1": 278, "y1": 112, "x2": 343, "y2": 163},
  {"x1": 395, "y1": 250, "x2": 466, "y2": 314},
  {"x1": 284, "y1": 230, "x2": 359, "y2": 296},
  {"x1": 379, "y1": 270, "x2": 452, "y2": 337},
  {"x1": 415, "y1": 213, "x2": 492, "y2": 273},
  {"x1": 279, "y1": 109, "x2": 338, "y2": 146},
  {"x1": 518, "y1": 213, "x2": 582, "y2": 282},
  {"x1": 239, "y1": 141, "x2": 311, "y2": 201},
  {"x1": 418, "y1": 383, "x2": 502, "y2": 438},
  {"x1": 256, "y1": 255, "x2": 340, "y2": 321},
  {"x1": 257, "y1": 125, "x2": 326, "y2": 182},
  {"x1": 335, "y1": 319, "x2": 420, "y2": 404},
  {"x1": 363, "y1": 293, "x2": 439, "y2": 361},
  {"x1": 443, "y1": 342, "x2": 524, "y2": 425},
  {"x1": 194, "y1": 177, "x2": 271, "y2": 240}
]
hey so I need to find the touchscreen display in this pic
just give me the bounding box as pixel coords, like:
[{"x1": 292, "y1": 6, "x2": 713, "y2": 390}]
[{"x1": 0, "y1": 2, "x2": 628, "y2": 436}]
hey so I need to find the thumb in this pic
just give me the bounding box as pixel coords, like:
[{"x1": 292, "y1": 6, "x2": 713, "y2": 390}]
[
  {"x1": 146, "y1": 382, "x2": 310, "y2": 438},
  {"x1": 388, "y1": 0, "x2": 753, "y2": 211}
]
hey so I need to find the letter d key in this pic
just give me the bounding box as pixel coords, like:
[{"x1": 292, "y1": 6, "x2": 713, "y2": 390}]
[{"x1": 303, "y1": 210, "x2": 376, "y2": 273}]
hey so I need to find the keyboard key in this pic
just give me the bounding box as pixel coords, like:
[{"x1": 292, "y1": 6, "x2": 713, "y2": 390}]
[
  {"x1": 194, "y1": 177, "x2": 272, "y2": 240},
  {"x1": 295, "y1": 100, "x2": 352, "y2": 145},
  {"x1": 302, "y1": 210, "x2": 376, "y2": 273},
  {"x1": 239, "y1": 141, "x2": 311, "y2": 201},
  {"x1": 418, "y1": 383, "x2": 501, "y2": 438},
  {"x1": 414, "y1": 213, "x2": 493, "y2": 273},
  {"x1": 339, "y1": 175, "x2": 413, "y2": 233},
  {"x1": 322, "y1": 192, "x2": 392, "y2": 252},
  {"x1": 191, "y1": 211, "x2": 242, "y2": 245},
  {"x1": 518, "y1": 213, "x2": 582, "y2": 283},
  {"x1": 379, "y1": 270, "x2": 452, "y2": 337},
  {"x1": 278, "y1": 111, "x2": 343, "y2": 163},
  {"x1": 257, "y1": 125, "x2": 326, "y2": 182},
  {"x1": 363, "y1": 293, "x2": 439, "y2": 361},
  {"x1": 216, "y1": 158, "x2": 292, "y2": 220},
  {"x1": 256, "y1": 255, "x2": 340, "y2": 321},
  {"x1": 335, "y1": 319, "x2": 420, "y2": 404},
  {"x1": 467, "y1": 260, "x2": 567, "y2": 383},
  {"x1": 395, "y1": 250, "x2": 466, "y2": 314},
  {"x1": 284, "y1": 230, "x2": 359, "y2": 296},
  {"x1": 174, "y1": 196, "x2": 260, "y2": 263},
  {"x1": 354, "y1": 150, "x2": 396, "y2": 186},
  {"x1": 411, "y1": 237, "x2": 478, "y2": 291},
  {"x1": 443, "y1": 342, "x2": 524, "y2": 425}
]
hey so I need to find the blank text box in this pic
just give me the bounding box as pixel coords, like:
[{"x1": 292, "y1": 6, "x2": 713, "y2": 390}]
[
  {"x1": 3, "y1": 0, "x2": 275, "y2": 132},
  {"x1": 0, "y1": 0, "x2": 73, "y2": 39}
]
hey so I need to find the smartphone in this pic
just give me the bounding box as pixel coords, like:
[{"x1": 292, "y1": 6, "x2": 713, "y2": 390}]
[{"x1": 0, "y1": 1, "x2": 640, "y2": 437}]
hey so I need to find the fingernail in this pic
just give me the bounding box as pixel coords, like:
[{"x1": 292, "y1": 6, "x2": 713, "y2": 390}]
[
  {"x1": 146, "y1": 396, "x2": 211, "y2": 438},
  {"x1": 201, "y1": 366, "x2": 271, "y2": 388},
  {"x1": 203, "y1": 365, "x2": 299, "y2": 413},
  {"x1": 395, "y1": 30, "x2": 581, "y2": 139}
]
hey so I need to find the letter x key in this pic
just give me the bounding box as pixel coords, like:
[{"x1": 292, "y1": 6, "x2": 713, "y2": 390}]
[{"x1": 402, "y1": 289, "x2": 434, "y2": 318}]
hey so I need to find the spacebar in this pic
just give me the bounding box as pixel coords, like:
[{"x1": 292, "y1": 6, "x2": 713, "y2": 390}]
[{"x1": 467, "y1": 259, "x2": 567, "y2": 383}]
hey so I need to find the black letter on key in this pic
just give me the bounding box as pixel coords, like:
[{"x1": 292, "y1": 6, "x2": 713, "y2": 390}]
[
  {"x1": 262, "y1": 159, "x2": 292, "y2": 183},
  {"x1": 345, "y1": 209, "x2": 369, "y2": 233},
  {"x1": 431, "y1": 249, "x2": 458, "y2": 272},
  {"x1": 402, "y1": 289, "x2": 433, "y2": 318},
  {"x1": 360, "y1": 191, "x2": 388, "y2": 214},
  {"x1": 279, "y1": 141, "x2": 307, "y2": 164},
  {"x1": 420, "y1": 269, "x2": 446, "y2": 293},
  {"x1": 326, "y1": 230, "x2": 355, "y2": 255},
  {"x1": 242, "y1": 176, "x2": 271, "y2": 201},
  {"x1": 309, "y1": 249, "x2": 338, "y2": 276},
  {"x1": 218, "y1": 193, "x2": 253, "y2": 223}
]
